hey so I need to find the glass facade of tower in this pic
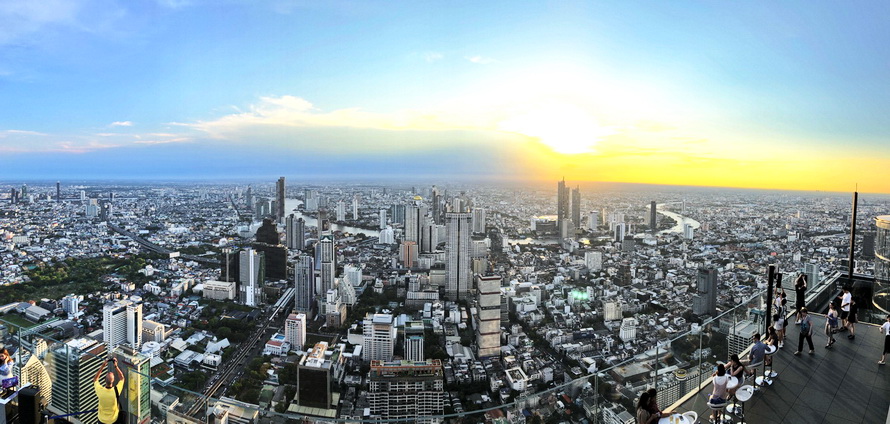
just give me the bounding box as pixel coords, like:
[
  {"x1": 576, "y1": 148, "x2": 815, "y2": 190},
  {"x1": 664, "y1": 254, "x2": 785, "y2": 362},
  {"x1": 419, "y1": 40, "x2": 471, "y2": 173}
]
[{"x1": 876, "y1": 215, "x2": 890, "y2": 282}]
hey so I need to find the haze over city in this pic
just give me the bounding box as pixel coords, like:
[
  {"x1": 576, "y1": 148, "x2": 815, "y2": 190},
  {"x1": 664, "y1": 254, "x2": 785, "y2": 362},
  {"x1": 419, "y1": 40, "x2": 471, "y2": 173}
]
[{"x1": 2, "y1": 2, "x2": 890, "y2": 424}]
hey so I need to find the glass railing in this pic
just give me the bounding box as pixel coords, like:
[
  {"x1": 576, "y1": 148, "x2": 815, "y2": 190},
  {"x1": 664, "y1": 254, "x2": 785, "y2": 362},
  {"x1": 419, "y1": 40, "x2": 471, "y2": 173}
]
[
  {"x1": 805, "y1": 270, "x2": 890, "y2": 326},
  {"x1": 0, "y1": 289, "x2": 771, "y2": 424}
]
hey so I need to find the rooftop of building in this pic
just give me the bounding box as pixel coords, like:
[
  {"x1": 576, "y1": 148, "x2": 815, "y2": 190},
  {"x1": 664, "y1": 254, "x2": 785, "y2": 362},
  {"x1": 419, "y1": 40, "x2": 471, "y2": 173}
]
[{"x1": 674, "y1": 314, "x2": 889, "y2": 423}]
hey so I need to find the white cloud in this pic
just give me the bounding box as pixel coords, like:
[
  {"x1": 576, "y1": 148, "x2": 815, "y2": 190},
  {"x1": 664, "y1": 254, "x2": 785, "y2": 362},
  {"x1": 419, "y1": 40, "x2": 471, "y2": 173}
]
[
  {"x1": 465, "y1": 55, "x2": 496, "y2": 64},
  {"x1": 422, "y1": 52, "x2": 444, "y2": 63},
  {"x1": 0, "y1": 129, "x2": 47, "y2": 137},
  {"x1": 110, "y1": 121, "x2": 133, "y2": 127}
]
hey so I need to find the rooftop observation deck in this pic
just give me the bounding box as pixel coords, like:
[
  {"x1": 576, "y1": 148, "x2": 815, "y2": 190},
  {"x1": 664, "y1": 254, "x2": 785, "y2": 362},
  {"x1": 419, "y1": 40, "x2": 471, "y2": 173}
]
[{"x1": 675, "y1": 314, "x2": 889, "y2": 424}]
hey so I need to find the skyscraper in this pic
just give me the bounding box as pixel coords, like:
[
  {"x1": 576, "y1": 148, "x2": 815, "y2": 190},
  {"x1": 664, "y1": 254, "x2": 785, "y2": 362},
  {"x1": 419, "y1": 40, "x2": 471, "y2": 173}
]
[
  {"x1": 445, "y1": 212, "x2": 472, "y2": 300},
  {"x1": 114, "y1": 346, "x2": 151, "y2": 424},
  {"x1": 56, "y1": 181, "x2": 61, "y2": 202},
  {"x1": 318, "y1": 233, "x2": 336, "y2": 297},
  {"x1": 650, "y1": 201, "x2": 657, "y2": 233},
  {"x1": 103, "y1": 297, "x2": 143, "y2": 349},
  {"x1": 405, "y1": 201, "x2": 428, "y2": 244},
  {"x1": 276, "y1": 176, "x2": 286, "y2": 222},
  {"x1": 47, "y1": 338, "x2": 107, "y2": 424},
  {"x1": 692, "y1": 267, "x2": 718, "y2": 316},
  {"x1": 557, "y1": 178, "x2": 569, "y2": 234},
  {"x1": 475, "y1": 275, "x2": 502, "y2": 358},
  {"x1": 336, "y1": 201, "x2": 346, "y2": 221},
  {"x1": 294, "y1": 255, "x2": 315, "y2": 317},
  {"x1": 367, "y1": 360, "x2": 444, "y2": 421},
  {"x1": 286, "y1": 214, "x2": 306, "y2": 250},
  {"x1": 803, "y1": 263, "x2": 820, "y2": 286},
  {"x1": 472, "y1": 208, "x2": 486, "y2": 234},
  {"x1": 379, "y1": 208, "x2": 387, "y2": 229},
  {"x1": 352, "y1": 195, "x2": 359, "y2": 219},
  {"x1": 297, "y1": 342, "x2": 335, "y2": 409},
  {"x1": 571, "y1": 186, "x2": 581, "y2": 231},
  {"x1": 239, "y1": 248, "x2": 265, "y2": 307},
  {"x1": 285, "y1": 313, "x2": 307, "y2": 351},
  {"x1": 363, "y1": 313, "x2": 395, "y2": 362}
]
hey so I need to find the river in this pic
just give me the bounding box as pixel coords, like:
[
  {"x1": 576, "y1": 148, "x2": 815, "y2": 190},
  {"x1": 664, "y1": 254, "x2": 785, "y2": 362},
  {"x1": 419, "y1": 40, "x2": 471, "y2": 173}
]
[{"x1": 656, "y1": 203, "x2": 700, "y2": 234}]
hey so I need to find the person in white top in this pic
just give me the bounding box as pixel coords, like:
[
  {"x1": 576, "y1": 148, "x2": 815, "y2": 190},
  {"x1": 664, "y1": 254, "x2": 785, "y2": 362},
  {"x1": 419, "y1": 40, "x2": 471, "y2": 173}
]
[
  {"x1": 879, "y1": 315, "x2": 890, "y2": 365},
  {"x1": 839, "y1": 287, "x2": 852, "y2": 331}
]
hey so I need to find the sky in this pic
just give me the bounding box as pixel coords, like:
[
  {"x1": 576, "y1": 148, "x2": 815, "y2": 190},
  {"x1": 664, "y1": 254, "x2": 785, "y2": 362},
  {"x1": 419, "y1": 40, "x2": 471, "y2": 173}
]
[{"x1": 1, "y1": 1, "x2": 889, "y2": 192}]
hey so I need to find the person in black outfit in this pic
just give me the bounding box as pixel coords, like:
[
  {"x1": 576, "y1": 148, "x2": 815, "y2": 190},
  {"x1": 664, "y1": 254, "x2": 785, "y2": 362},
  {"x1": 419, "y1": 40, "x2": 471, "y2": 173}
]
[{"x1": 794, "y1": 274, "x2": 807, "y2": 324}]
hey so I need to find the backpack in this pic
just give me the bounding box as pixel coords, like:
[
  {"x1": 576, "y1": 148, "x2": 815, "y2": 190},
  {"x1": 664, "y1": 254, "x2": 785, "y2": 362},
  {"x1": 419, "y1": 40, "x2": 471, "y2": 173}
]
[{"x1": 800, "y1": 318, "x2": 810, "y2": 333}]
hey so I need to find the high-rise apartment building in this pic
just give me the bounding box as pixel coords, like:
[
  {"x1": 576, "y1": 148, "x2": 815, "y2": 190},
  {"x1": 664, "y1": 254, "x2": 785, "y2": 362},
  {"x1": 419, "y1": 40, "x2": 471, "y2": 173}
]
[
  {"x1": 285, "y1": 313, "x2": 307, "y2": 351},
  {"x1": 239, "y1": 248, "x2": 265, "y2": 307},
  {"x1": 475, "y1": 275, "x2": 502, "y2": 358},
  {"x1": 286, "y1": 214, "x2": 306, "y2": 250},
  {"x1": 404, "y1": 321, "x2": 425, "y2": 362},
  {"x1": 62, "y1": 294, "x2": 80, "y2": 317},
  {"x1": 571, "y1": 186, "x2": 581, "y2": 231},
  {"x1": 693, "y1": 267, "x2": 718, "y2": 316},
  {"x1": 363, "y1": 313, "x2": 395, "y2": 362},
  {"x1": 276, "y1": 176, "x2": 286, "y2": 222},
  {"x1": 318, "y1": 233, "x2": 336, "y2": 297},
  {"x1": 405, "y1": 201, "x2": 428, "y2": 244},
  {"x1": 17, "y1": 352, "x2": 53, "y2": 407},
  {"x1": 352, "y1": 195, "x2": 359, "y2": 219},
  {"x1": 294, "y1": 255, "x2": 314, "y2": 316},
  {"x1": 103, "y1": 297, "x2": 143, "y2": 349},
  {"x1": 803, "y1": 262, "x2": 820, "y2": 286},
  {"x1": 585, "y1": 251, "x2": 603, "y2": 272},
  {"x1": 557, "y1": 178, "x2": 568, "y2": 233},
  {"x1": 367, "y1": 360, "x2": 444, "y2": 422},
  {"x1": 650, "y1": 201, "x2": 657, "y2": 233},
  {"x1": 114, "y1": 346, "x2": 151, "y2": 424},
  {"x1": 445, "y1": 212, "x2": 472, "y2": 300}
]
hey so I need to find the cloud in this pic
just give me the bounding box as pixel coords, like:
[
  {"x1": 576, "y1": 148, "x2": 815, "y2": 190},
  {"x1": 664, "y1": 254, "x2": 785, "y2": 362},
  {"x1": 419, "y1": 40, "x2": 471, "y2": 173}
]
[
  {"x1": 0, "y1": 127, "x2": 191, "y2": 154},
  {"x1": 109, "y1": 121, "x2": 133, "y2": 127},
  {"x1": 0, "y1": 129, "x2": 47, "y2": 137},
  {"x1": 422, "y1": 52, "x2": 444, "y2": 63},
  {"x1": 465, "y1": 55, "x2": 496, "y2": 64}
]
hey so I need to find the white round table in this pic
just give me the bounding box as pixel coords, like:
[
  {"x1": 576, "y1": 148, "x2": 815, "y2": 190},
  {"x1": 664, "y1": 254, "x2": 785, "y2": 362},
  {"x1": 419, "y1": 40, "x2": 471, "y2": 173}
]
[
  {"x1": 726, "y1": 375, "x2": 739, "y2": 390},
  {"x1": 658, "y1": 414, "x2": 691, "y2": 424}
]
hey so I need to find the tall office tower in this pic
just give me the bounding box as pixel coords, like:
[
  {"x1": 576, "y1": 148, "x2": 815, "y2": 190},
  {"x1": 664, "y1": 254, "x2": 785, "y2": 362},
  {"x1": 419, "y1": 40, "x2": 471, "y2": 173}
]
[
  {"x1": 405, "y1": 201, "x2": 428, "y2": 243},
  {"x1": 862, "y1": 232, "x2": 876, "y2": 259},
  {"x1": 297, "y1": 342, "x2": 335, "y2": 409},
  {"x1": 803, "y1": 262, "x2": 820, "y2": 286},
  {"x1": 692, "y1": 267, "x2": 718, "y2": 316},
  {"x1": 338, "y1": 277, "x2": 356, "y2": 307},
  {"x1": 239, "y1": 248, "x2": 265, "y2": 307},
  {"x1": 571, "y1": 186, "x2": 581, "y2": 229},
  {"x1": 367, "y1": 360, "x2": 444, "y2": 421},
  {"x1": 245, "y1": 186, "x2": 253, "y2": 207},
  {"x1": 650, "y1": 201, "x2": 657, "y2": 233},
  {"x1": 276, "y1": 176, "x2": 286, "y2": 222},
  {"x1": 86, "y1": 198, "x2": 100, "y2": 218},
  {"x1": 9, "y1": 188, "x2": 17, "y2": 204},
  {"x1": 404, "y1": 321, "x2": 425, "y2": 362},
  {"x1": 557, "y1": 178, "x2": 569, "y2": 233},
  {"x1": 294, "y1": 255, "x2": 315, "y2": 316},
  {"x1": 876, "y1": 216, "x2": 890, "y2": 282},
  {"x1": 363, "y1": 313, "x2": 395, "y2": 362},
  {"x1": 431, "y1": 185, "x2": 442, "y2": 224},
  {"x1": 336, "y1": 201, "x2": 346, "y2": 221},
  {"x1": 421, "y1": 219, "x2": 437, "y2": 253},
  {"x1": 47, "y1": 338, "x2": 107, "y2": 424},
  {"x1": 585, "y1": 251, "x2": 604, "y2": 272},
  {"x1": 588, "y1": 211, "x2": 600, "y2": 230},
  {"x1": 614, "y1": 222, "x2": 626, "y2": 242},
  {"x1": 114, "y1": 346, "x2": 151, "y2": 424},
  {"x1": 55, "y1": 181, "x2": 61, "y2": 202},
  {"x1": 256, "y1": 217, "x2": 280, "y2": 245},
  {"x1": 400, "y1": 241, "x2": 418, "y2": 268},
  {"x1": 475, "y1": 275, "x2": 502, "y2": 358},
  {"x1": 318, "y1": 233, "x2": 336, "y2": 296},
  {"x1": 472, "y1": 208, "x2": 486, "y2": 234},
  {"x1": 379, "y1": 208, "x2": 388, "y2": 229},
  {"x1": 352, "y1": 195, "x2": 359, "y2": 219},
  {"x1": 103, "y1": 297, "x2": 143, "y2": 349},
  {"x1": 285, "y1": 313, "x2": 307, "y2": 351},
  {"x1": 286, "y1": 214, "x2": 306, "y2": 250},
  {"x1": 683, "y1": 223, "x2": 694, "y2": 240},
  {"x1": 391, "y1": 204, "x2": 406, "y2": 225},
  {"x1": 445, "y1": 212, "x2": 472, "y2": 301}
]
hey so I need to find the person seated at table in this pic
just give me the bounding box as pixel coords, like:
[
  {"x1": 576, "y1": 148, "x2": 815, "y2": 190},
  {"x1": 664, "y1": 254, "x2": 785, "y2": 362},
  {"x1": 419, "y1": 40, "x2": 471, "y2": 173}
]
[
  {"x1": 747, "y1": 333, "x2": 766, "y2": 372},
  {"x1": 645, "y1": 388, "x2": 664, "y2": 416},
  {"x1": 636, "y1": 391, "x2": 662, "y2": 424},
  {"x1": 710, "y1": 364, "x2": 729, "y2": 422},
  {"x1": 726, "y1": 354, "x2": 747, "y2": 396}
]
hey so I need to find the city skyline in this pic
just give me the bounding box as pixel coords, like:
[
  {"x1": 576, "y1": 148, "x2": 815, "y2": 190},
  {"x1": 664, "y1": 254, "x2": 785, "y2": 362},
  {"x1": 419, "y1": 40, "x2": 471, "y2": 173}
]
[{"x1": 2, "y1": 2, "x2": 890, "y2": 192}]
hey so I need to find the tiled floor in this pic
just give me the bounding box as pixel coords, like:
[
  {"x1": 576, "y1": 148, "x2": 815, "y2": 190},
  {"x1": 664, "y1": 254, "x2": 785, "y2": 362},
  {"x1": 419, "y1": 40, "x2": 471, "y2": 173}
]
[{"x1": 678, "y1": 315, "x2": 889, "y2": 424}]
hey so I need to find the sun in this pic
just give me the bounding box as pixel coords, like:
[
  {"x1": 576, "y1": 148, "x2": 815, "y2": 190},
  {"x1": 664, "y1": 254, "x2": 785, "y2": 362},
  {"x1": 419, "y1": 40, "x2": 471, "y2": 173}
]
[{"x1": 497, "y1": 102, "x2": 614, "y2": 154}]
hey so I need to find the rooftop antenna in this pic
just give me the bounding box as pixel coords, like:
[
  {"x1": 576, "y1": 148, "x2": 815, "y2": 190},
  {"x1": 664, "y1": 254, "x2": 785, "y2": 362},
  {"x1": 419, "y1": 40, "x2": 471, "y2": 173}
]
[{"x1": 848, "y1": 184, "x2": 858, "y2": 279}]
